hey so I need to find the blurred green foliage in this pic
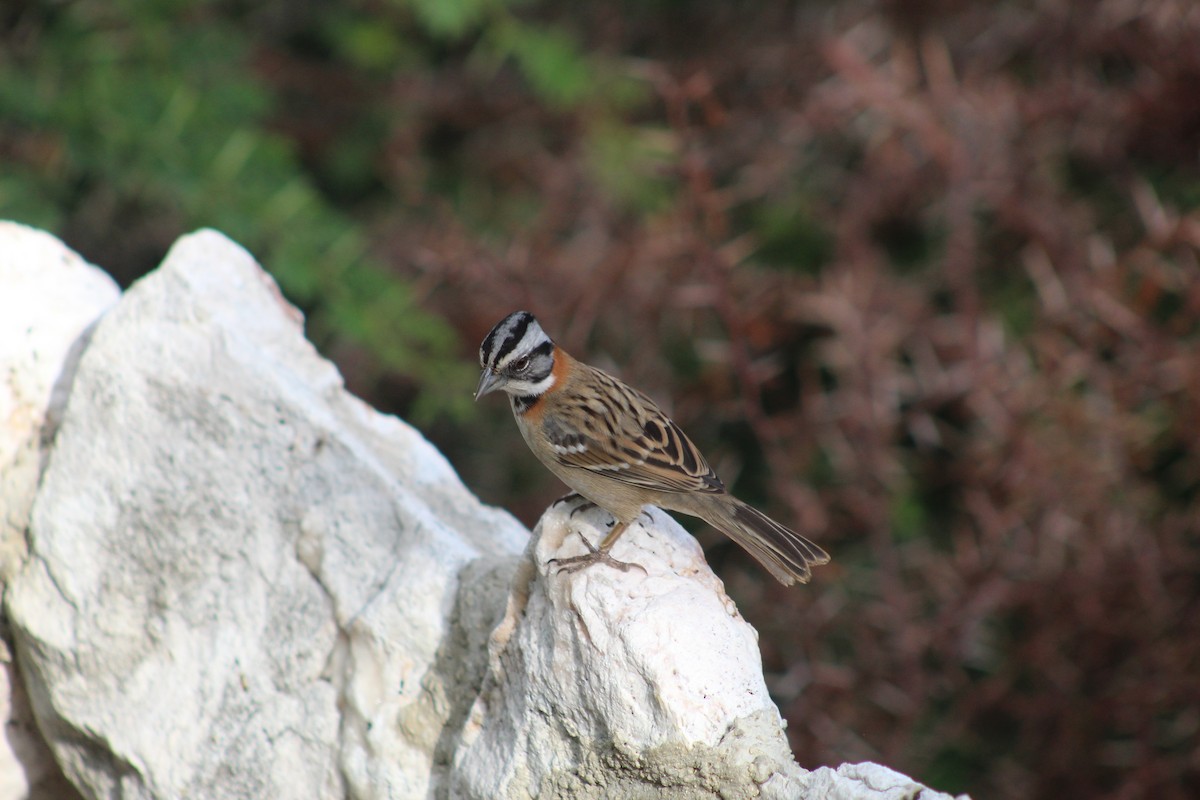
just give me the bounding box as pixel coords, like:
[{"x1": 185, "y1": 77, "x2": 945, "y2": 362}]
[
  {"x1": 0, "y1": 0, "x2": 654, "y2": 422},
  {"x1": 0, "y1": 0, "x2": 451, "y2": 418}
]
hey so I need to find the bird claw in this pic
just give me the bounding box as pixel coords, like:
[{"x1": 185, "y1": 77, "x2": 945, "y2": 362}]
[
  {"x1": 548, "y1": 530, "x2": 646, "y2": 576},
  {"x1": 551, "y1": 493, "x2": 600, "y2": 519},
  {"x1": 569, "y1": 501, "x2": 599, "y2": 519},
  {"x1": 549, "y1": 550, "x2": 645, "y2": 576},
  {"x1": 552, "y1": 492, "x2": 583, "y2": 507}
]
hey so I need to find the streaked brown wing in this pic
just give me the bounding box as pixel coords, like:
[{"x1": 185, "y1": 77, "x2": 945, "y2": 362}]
[{"x1": 546, "y1": 366, "x2": 724, "y2": 494}]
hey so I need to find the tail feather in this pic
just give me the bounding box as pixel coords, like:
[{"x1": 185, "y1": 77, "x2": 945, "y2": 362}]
[{"x1": 698, "y1": 498, "x2": 830, "y2": 586}]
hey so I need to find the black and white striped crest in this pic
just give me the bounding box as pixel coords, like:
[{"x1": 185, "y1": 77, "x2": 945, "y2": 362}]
[
  {"x1": 479, "y1": 311, "x2": 550, "y2": 372},
  {"x1": 477, "y1": 311, "x2": 557, "y2": 407}
]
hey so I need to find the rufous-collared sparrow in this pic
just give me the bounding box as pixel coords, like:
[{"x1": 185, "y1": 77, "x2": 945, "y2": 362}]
[{"x1": 475, "y1": 311, "x2": 829, "y2": 585}]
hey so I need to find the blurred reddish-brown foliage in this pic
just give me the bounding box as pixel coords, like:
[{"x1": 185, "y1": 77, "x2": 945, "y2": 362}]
[{"x1": 365, "y1": 2, "x2": 1200, "y2": 798}]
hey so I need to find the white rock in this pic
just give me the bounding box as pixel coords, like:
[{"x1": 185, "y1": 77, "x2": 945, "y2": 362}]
[
  {"x1": 4, "y1": 229, "x2": 527, "y2": 799},
  {"x1": 448, "y1": 504, "x2": 968, "y2": 800},
  {"x1": 0, "y1": 221, "x2": 117, "y2": 800},
  {"x1": 452, "y1": 502, "x2": 807, "y2": 798},
  {"x1": 0, "y1": 638, "x2": 81, "y2": 800},
  {"x1": 0, "y1": 221, "x2": 120, "y2": 580},
  {"x1": 802, "y1": 762, "x2": 969, "y2": 800}
]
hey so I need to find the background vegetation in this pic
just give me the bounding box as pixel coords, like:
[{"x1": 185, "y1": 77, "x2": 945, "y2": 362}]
[{"x1": 3, "y1": 1, "x2": 1198, "y2": 797}]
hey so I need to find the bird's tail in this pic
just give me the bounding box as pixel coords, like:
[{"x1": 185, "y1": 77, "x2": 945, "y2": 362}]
[{"x1": 693, "y1": 496, "x2": 830, "y2": 586}]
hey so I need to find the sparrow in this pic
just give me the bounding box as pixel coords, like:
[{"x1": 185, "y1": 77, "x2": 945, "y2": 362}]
[{"x1": 475, "y1": 311, "x2": 829, "y2": 585}]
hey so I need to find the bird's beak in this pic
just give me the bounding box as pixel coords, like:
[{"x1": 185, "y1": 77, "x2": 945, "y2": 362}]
[{"x1": 475, "y1": 369, "x2": 502, "y2": 400}]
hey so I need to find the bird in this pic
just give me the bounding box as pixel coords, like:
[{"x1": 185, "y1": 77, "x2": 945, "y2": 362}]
[{"x1": 474, "y1": 310, "x2": 830, "y2": 586}]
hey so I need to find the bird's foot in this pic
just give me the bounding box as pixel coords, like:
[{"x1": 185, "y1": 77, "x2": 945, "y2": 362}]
[{"x1": 549, "y1": 529, "x2": 646, "y2": 576}]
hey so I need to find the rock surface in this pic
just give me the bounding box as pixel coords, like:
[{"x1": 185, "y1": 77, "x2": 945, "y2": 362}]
[
  {"x1": 0, "y1": 222, "x2": 120, "y2": 582},
  {"x1": 4, "y1": 228, "x2": 528, "y2": 800},
  {"x1": 0, "y1": 222, "x2": 969, "y2": 800},
  {"x1": 452, "y1": 503, "x2": 806, "y2": 799},
  {"x1": 0, "y1": 221, "x2": 115, "y2": 800}
]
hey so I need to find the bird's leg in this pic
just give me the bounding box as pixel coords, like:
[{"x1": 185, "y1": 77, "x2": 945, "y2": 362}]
[
  {"x1": 597, "y1": 519, "x2": 630, "y2": 550},
  {"x1": 549, "y1": 520, "x2": 646, "y2": 576}
]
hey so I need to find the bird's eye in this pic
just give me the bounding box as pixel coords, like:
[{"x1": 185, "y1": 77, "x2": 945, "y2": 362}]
[{"x1": 511, "y1": 356, "x2": 531, "y2": 374}]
